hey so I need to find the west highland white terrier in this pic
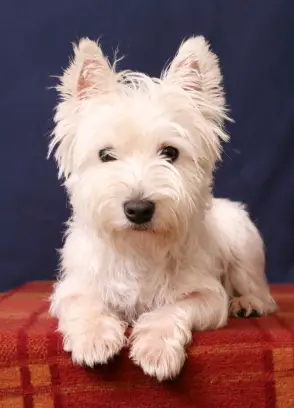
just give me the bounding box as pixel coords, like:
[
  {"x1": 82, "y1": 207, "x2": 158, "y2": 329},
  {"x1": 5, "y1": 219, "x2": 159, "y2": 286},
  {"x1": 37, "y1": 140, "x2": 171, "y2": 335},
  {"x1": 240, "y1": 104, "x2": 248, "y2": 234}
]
[{"x1": 49, "y1": 36, "x2": 277, "y2": 381}]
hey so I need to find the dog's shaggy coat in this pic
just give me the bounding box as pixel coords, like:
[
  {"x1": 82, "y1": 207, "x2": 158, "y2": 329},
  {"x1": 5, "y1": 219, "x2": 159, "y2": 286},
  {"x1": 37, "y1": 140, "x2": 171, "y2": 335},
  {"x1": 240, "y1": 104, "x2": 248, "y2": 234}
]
[{"x1": 49, "y1": 36, "x2": 276, "y2": 381}]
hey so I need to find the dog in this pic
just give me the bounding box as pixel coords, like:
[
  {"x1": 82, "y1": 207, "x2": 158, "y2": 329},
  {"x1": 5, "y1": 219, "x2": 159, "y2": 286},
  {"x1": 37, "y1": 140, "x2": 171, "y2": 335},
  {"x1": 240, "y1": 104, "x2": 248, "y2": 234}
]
[{"x1": 49, "y1": 36, "x2": 277, "y2": 381}]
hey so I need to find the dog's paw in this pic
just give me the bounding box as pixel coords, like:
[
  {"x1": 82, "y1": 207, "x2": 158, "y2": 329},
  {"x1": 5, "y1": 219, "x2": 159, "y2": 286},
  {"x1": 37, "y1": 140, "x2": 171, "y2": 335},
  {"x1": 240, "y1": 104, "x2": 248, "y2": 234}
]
[
  {"x1": 61, "y1": 315, "x2": 127, "y2": 367},
  {"x1": 229, "y1": 295, "x2": 276, "y2": 318},
  {"x1": 130, "y1": 330, "x2": 186, "y2": 381}
]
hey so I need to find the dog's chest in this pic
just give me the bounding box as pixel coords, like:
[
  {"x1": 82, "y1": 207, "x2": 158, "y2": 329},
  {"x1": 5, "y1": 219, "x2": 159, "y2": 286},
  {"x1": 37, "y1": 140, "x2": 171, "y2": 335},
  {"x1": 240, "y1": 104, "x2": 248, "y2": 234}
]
[{"x1": 100, "y1": 256, "x2": 177, "y2": 321}]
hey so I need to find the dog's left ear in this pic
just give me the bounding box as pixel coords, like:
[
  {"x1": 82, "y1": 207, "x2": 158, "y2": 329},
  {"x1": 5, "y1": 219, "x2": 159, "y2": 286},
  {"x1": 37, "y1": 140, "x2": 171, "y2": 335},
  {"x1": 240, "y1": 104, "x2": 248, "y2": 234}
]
[
  {"x1": 162, "y1": 36, "x2": 230, "y2": 166},
  {"x1": 163, "y1": 36, "x2": 227, "y2": 127}
]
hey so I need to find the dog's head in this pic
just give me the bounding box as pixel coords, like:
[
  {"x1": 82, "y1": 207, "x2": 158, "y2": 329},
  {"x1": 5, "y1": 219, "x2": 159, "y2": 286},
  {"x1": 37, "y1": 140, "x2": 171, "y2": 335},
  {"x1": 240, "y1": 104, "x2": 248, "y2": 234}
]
[{"x1": 50, "y1": 37, "x2": 229, "y2": 250}]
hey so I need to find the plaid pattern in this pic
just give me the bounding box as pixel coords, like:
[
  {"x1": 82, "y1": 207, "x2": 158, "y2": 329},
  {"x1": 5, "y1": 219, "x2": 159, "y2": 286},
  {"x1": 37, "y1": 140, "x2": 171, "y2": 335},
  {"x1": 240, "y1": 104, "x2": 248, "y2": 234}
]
[{"x1": 0, "y1": 282, "x2": 294, "y2": 408}]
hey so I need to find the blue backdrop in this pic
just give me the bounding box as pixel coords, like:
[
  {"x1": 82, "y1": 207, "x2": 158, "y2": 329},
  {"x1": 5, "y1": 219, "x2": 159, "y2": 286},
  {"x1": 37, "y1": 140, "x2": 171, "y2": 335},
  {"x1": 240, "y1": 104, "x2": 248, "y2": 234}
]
[{"x1": 1, "y1": 0, "x2": 294, "y2": 291}]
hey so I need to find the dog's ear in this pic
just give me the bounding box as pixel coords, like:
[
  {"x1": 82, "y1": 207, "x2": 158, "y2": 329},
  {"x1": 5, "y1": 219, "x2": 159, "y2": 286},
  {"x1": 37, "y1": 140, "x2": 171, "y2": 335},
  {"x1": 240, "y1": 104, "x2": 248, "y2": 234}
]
[
  {"x1": 49, "y1": 39, "x2": 118, "y2": 179},
  {"x1": 163, "y1": 36, "x2": 230, "y2": 167},
  {"x1": 57, "y1": 38, "x2": 117, "y2": 100},
  {"x1": 163, "y1": 36, "x2": 227, "y2": 126}
]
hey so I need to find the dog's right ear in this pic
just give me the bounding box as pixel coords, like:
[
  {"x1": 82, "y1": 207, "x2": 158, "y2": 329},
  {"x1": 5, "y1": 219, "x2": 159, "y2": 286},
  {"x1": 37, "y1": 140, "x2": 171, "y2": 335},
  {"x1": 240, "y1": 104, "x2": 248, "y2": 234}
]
[
  {"x1": 49, "y1": 39, "x2": 117, "y2": 179},
  {"x1": 57, "y1": 38, "x2": 116, "y2": 100}
]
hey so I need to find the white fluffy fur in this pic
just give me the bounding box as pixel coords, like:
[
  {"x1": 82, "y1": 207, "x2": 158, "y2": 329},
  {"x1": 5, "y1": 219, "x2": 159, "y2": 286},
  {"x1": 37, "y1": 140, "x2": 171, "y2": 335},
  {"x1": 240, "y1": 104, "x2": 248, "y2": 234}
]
[{"x1": 49, "y1": 36, "x2": 277, "y2": 381}]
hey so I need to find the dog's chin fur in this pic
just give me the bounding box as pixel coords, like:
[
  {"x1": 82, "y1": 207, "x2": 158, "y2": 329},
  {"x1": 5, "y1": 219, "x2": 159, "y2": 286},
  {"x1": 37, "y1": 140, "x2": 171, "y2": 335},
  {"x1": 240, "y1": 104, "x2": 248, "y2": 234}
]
[{"x1": 49, "y1": 36, "x2": 277, "y2": 381}]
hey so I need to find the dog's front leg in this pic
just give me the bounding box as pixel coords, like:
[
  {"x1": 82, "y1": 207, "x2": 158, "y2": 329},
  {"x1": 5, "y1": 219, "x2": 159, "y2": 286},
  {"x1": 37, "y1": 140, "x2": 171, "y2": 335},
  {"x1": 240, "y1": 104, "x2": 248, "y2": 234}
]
[
  {"x1": 130, "y1": 280, "x2": 228, "y2": 381},
  {"x1": 50, "y1": 278, "x2": 127, "y2": 367}
]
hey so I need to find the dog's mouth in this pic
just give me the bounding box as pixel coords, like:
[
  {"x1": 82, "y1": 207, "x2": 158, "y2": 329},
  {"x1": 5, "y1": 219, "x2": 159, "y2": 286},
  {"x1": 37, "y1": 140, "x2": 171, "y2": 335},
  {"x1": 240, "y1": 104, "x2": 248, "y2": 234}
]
[{"x1": 130, "y1": 223, "x2": 151, "y2": 232}]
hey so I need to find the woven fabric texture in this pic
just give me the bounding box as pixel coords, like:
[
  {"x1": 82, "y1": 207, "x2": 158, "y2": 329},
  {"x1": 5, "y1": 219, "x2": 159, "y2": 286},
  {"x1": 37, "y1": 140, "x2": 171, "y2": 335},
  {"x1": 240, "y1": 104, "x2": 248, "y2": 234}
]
[{"x1": 0, "y1": 282, "x2": 293, "y2": 408}]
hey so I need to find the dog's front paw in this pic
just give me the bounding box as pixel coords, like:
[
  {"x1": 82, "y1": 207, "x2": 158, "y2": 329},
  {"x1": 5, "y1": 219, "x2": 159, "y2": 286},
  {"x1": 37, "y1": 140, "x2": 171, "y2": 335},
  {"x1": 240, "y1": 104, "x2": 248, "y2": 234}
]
[
  {"x1": 130, "y1": 329, "x2": 186, "y2": 381},
  {"x1": 60, "y1": 315, "x2": 127, "y2": 367}
]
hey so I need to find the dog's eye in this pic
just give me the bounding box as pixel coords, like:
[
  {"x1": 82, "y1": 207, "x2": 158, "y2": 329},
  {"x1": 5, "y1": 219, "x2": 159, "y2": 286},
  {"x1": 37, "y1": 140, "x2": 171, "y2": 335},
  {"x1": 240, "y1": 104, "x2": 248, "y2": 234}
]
[
  {"x1": 99, "y1": 148, "x2": 117, "y2": 163},
  {"x1": 160, "y1": 146, "x2": 179, "y2": 163}
]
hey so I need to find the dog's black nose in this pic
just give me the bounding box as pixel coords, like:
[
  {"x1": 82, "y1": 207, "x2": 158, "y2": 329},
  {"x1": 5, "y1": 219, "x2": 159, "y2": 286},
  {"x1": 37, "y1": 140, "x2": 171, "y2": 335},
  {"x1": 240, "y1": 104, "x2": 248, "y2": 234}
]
[{"x1": 123, "y1": 199, "x2": 155, "y2": 224}]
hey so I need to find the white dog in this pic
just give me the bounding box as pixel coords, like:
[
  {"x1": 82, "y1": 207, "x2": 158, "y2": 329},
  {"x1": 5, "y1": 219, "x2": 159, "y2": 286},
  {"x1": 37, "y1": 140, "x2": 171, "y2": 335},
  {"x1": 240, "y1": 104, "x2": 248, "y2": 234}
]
[{"x1": 49, "y1": 36, "x2": 276, "y2": 381}]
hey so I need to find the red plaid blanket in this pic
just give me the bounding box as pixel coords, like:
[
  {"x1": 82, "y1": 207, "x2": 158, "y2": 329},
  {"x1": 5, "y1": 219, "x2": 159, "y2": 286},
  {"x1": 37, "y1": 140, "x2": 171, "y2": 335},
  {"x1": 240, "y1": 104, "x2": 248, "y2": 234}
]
[{"x1": 0, "y1": 282, "x2": 293, "y2": 408}]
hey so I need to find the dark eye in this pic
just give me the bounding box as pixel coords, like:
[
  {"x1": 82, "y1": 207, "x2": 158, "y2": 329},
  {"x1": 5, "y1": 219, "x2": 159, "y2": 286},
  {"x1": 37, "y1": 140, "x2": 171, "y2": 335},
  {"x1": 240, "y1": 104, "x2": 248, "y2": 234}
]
[
  {"x1": 160, "y1": 146, "x2": 179, "y2": 163},
  {"x1": 99, "y1": 148, "x2": 117, "y2": 163}
]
